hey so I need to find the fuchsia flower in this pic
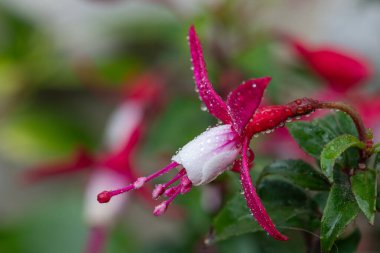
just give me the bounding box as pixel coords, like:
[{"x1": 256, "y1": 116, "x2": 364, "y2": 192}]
[
  {"x1": 290, "y1": 38, "x2": 380, "y2": 139},
  {"x1": 291, "y1": 39, "x2": 373, "y2": 93},
  {"x1": 98, "y1": 26, "x2": 321, "y2": 241},
  {"x1": 262, "y1": 37, "x2": 377, "y2": 159},
  {"x1": 25, "y1": 73, "x2": 162, "y2": 253}
]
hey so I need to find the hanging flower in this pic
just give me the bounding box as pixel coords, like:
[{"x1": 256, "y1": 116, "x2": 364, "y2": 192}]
[
  {"x1": 25, "y1": 72, "x2": 162, "y2": 253},
  {"x1": 98, "y1": 26, "x2": 320, "y2": 241}
]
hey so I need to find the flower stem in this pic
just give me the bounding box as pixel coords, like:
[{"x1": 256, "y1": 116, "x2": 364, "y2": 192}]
[{"x1": 317, "y1": 102, "x2": 366, "y2": 142}]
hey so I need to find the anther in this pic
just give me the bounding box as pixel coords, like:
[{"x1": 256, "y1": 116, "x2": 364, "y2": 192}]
[
  {"x1": 153, "y1": 202, "x2": 168, "y2": 216},
  {"x1": 152, "y1": 184, "x2": 165, "y2": 199}
]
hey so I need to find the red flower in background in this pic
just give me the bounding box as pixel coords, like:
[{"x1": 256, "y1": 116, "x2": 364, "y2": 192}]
[
  {"x1": 291, "y1": 39, "x2": 373, "y2": 93},
  {"x1": 25, "y1": 72, "x2": 163, "y2": 253},
  {"x1": 97, "y1": 26, "x2": 322, "y2": 241},
  {"x1": 262, "y1": 37, "x2": 377, "y2": 160},
  {"x1": 291, "y1": 38, "x2": 380, "y2": 136}
]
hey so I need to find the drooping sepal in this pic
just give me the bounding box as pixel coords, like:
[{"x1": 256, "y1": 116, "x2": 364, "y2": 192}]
[{"x1": 239, "y1": 137, "x2": 288, "y2": 241}]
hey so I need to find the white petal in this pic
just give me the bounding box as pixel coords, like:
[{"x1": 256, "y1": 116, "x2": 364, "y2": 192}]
[
  {"x1": 104, "y1": 101, "x2": 143, "y2": 152},
  {"x1": 201, "y1": 148, "x2": 240, "y2": 184},
  {"x1": 172, "y1": 124, "x2": 240, "y2": 186},
  {"x1": 84, "y1": 169, "x2": 128, "y2": 227}
]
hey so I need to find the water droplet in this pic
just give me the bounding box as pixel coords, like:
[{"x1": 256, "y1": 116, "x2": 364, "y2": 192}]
[
  {"x1": 286, "y1": 118, "x2": 292, "y2": 123},
  {"x1": 295, "y1": 116, "x2": 301, "y2": 120},
  {"x1": 252, "y1": 83, "x2": 257, "y2": 88},
  {"x1": 200, "y1": 104, "x2": 208, "y2": 111}
]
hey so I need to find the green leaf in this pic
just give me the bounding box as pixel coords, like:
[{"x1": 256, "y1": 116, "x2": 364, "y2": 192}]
[
  {"x1": 287, "y1": 121, "x2": 334, "y2": 159},
  {"x1": 327, "y1": 111, "x2": 358, "y2": 137},
  {"x1": 259, "y1": 159, "x2": 330, "y2": 191},
  {"x1": 320, "y1": 135, "x2": 364, "y2": 181},
  {"x1": 321, "y1": 171, "x2": 360, "y2": 252},
  {"x1": 331, "y1": 229, "x2": 361, "y2": 253},
  {"x1": 352, "y1": 169, "x2": 377, "y2": 224},
  {"x1": 287, "y1": 112, "x2": 358, "y2": 161},
  {"x1": 211, "y1": 180, "x2": 318, "y2": 244}
]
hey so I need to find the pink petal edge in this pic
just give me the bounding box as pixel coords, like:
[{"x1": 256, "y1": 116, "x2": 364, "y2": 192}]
[
  {"x1": 227, "y1": 77, "x2": 270, "y2": 134},
  {"x1": 240, "y1": 137, "x2": 288, "y2": 240},
  {"x1": 188, "y1": 26, "x2": 231, "y2": 124}
]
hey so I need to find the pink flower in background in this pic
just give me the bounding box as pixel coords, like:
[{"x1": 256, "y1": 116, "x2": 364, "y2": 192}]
[
  {"x1": 262, "y1": 36, "x2": 377, "y2": 159},
  {"x1": 25, "y1": 72, "x2": 163, "y2": 253},
  {"x1": 98, "y1": 26, "x2": 321, "y2": 241},
  {"x1": 290, "y1": 38, "x2": 373, "y2": 93},
  {"x1": 290, "y1": 38, "x2": 380, "y2": 137}
]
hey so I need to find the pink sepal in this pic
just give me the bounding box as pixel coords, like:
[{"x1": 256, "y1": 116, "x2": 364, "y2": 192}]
[
  {"x1": 188, "y1": 26, "x2": 231, "y2": 124},
  {"x1": 227, "y1": 77, "x2": 270, "y2": 134}
]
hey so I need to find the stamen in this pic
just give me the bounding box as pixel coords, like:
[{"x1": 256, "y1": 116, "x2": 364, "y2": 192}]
[
  {"x1": 153, "y1": 184, "x2": 182, "y2": 216},
  {"x1": 180, "y1": 176, "x2": 192, "y2": 194},
  {"x1": 164, "y1": 175, "x2": 192, "y2": 197},
  {"x1": 97, "y1": 162, "x2": 179, "y2": 203},
  {"x1": 153, "y1": 202, "x2": 168, "y2": 216},
  {"x1": 164, "y1": 185, "x2": 179, "y2": 197},
  {"x1": 145, "y1": 161, "x2": 179, "y2": 181},
  {"x1": 152, "y1": 185, "x2": 165, "y2": 199},
  {"x1": 152, "y1": 169, "x2": 186, "y2": 199}
]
